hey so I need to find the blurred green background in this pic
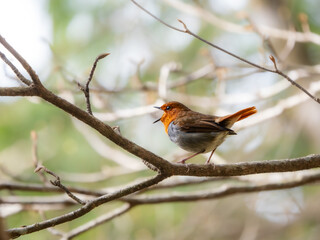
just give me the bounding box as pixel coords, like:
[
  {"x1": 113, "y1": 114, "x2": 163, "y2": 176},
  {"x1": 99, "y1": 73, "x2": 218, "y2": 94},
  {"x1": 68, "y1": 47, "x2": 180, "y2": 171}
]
[{"x1": 1, "y1": 0, "x2": 320, "y2": 239}]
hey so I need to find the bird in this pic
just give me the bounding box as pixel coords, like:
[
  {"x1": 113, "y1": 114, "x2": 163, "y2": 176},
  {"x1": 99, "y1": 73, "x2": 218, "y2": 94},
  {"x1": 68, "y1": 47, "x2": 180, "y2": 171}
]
[{"x1": 153, "y1": 101, "x2": 257, "y2": 164}]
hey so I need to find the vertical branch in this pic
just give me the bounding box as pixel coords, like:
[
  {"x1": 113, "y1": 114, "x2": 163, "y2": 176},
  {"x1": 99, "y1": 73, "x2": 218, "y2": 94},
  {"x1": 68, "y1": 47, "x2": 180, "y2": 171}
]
[
  {"x1": 80, "y1": 53, "x2": 110, "y2": 115},
  {"x1": 31, "y1": 131, "x2": 47, "y2": 183}
]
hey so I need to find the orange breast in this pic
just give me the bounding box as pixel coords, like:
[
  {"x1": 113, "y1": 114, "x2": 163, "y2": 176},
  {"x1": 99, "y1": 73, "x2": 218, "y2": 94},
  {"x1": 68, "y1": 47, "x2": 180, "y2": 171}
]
[{"x1": 161, "y1": 112, "x2": 178, "y2": 134}]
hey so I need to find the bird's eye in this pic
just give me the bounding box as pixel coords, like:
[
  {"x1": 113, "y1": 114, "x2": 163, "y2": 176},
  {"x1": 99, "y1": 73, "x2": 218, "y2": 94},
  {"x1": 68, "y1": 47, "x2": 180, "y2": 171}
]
[{"x1": 166, "y1": 106, "x2": 171, "y2": 110}]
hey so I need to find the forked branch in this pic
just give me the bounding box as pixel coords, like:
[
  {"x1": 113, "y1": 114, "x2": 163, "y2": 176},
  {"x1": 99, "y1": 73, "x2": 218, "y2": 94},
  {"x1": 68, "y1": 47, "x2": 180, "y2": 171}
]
[
  {"x1": 77, "y1": 53, "x2": 110, "y2": 115},
  {"x1": 131, "y1": 0, "x2": 320, "y2": 104}
]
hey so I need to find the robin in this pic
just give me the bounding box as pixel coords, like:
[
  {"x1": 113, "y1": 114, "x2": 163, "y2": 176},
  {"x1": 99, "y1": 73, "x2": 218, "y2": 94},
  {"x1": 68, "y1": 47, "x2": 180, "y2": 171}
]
[{"x1": 154, "y1": 101, "x2": 257, "y2": 164}]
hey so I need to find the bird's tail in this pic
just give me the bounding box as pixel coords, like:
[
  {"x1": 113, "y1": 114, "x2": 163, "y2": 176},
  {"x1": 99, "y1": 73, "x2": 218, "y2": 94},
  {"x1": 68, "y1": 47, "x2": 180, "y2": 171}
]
[
  {"x1": 235, "y1": 106, "x2": 257, "y2": 121},
  {"x1": 217, "y1": 106, "x2": 257, "y2": 125}
]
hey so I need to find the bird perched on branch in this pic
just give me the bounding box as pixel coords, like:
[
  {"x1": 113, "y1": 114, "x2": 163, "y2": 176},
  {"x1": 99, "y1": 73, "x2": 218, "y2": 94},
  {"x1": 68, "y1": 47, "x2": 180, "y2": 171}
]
[{"x1": 154, "y1": 101, "x2": 257, "y2": 164}]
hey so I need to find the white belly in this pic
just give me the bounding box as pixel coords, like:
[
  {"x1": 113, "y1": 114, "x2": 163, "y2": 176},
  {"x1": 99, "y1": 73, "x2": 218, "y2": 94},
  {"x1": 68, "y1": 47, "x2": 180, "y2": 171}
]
[{"x1": 167, "y1": 122, "x2": 230, "y2": 153}]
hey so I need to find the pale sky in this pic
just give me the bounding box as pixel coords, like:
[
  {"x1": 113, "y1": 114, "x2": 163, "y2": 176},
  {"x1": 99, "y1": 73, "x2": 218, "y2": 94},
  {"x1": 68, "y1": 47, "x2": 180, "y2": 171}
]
[{"x1": 0, "y1": 0, "x2": 52, "y2": 87}]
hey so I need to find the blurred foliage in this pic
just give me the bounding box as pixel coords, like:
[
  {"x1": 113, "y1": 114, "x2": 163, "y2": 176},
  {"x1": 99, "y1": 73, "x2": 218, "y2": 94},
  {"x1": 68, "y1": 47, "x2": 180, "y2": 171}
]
[{"x1": 1, "y1": 0, "x2": 320, "y2": 239}]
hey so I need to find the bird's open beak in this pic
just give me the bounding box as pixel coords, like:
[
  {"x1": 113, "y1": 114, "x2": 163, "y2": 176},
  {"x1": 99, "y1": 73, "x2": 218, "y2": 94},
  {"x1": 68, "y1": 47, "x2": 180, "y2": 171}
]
[
  {"x1": 153, "y1": 106, "x2": 162, "y2": 124},
  {"x1": 153, "y1": 118, "x2": 161, "y2": 124}
]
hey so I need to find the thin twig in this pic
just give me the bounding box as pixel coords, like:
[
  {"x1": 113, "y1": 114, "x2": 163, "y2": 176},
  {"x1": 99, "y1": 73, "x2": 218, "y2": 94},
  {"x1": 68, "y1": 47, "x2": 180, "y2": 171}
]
[
  {"x1": 79, "y1": 53, "x2": 110, "y2": 115},
  {"x1": 131, "y1": 0, "x2": 184, "y2": 33},
  {"x1": 178, "y1": 20, "x2": 319, "y2": 104},
  {"x1": 177, "y1": 19, "x2": 273, "y2": 72},
  {"x1": 126, "y1": 171, "x2": 320, "y2": 204},
  {"x1": 7, "y1": 174, "x2": 167, "y2": 238},
  {"x1": 0, "y1": 35, "x2": 42, "y2": 85},
  {"x1": 34, "y1": 166, "x2": 86, "y2": 205},
  {"x1": 130, "y1": 1, "x2": 320, "y2": 104},
  {"x1": 2, "y1": 171, "x2": 320, "y2": 206},
  {"x1": 1, "y1": 29, "x2": 320, "y2": 239},
  {"x1": 0, "y1": 51, "x2": 32, "y2": 86},
  {"x1": 269, "y1": 55, "x2": 320, "y2": 103},
  {"x1": 0, "y1": 177, "x2": 240, "y2": 197}
]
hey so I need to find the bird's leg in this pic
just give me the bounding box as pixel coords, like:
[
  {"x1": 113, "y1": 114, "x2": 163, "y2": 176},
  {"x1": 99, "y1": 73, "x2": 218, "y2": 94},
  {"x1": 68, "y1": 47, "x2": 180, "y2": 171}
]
[
  {"x1": 177, "y1": 150, "x2": 204, "y2": 164},
  {"x1": 206, "y1": 148, "x2": 216, "y2": 164}
]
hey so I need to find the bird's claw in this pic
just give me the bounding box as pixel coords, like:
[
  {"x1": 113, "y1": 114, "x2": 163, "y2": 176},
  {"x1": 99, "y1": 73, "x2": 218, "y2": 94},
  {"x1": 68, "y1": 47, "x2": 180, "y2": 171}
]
[{"x1": 177, "y1": 159, "x2": 187, "y2": 164}]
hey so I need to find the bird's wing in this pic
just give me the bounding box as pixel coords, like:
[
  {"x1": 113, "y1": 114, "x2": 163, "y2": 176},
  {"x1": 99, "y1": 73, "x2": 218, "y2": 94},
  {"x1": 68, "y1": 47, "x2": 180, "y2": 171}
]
[{"x1": 176, "y1": 117, "x2": 236, "y2": 135}]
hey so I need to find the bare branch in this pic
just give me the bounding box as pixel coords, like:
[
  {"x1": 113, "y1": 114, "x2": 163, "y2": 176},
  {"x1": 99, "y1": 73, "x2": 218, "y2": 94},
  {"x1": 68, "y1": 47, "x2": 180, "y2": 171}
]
[
  {"x1": 1, "y1": 19, "x2": 320, "y2": 238},
  {"x1": 179, "y1": 20, "x2": 319, "y2": 104},
  {"x1": 168, "y1": 154, "x2": 320, "y2": 177},
  {"x1": 7, "y1": 174, "x2": 166, "y2": 238},
  {"x1": 0, "y1": 51, "x2": 32, "y2": 86},
  {"x1": 269, "y1": 55, "x2": 278, "y2": 71},
  {"x1": 31, "y1": 81, "x2": 171, "y2": 172},
  {"x1": 0, "y1": 35, "x2": 42, "y2": 85},
  {"x1": 35, "y1": 166, "x2": 86, "y2": 205},
  {"x1": 130, "y1": 2, "x2": 320, "y2": 104},
  {"x1": 78, "y1": 53, "x2": 110, "y2": 115},
  {"x1": 7, "y1": 169, "x2": 320, "y2": 238},
  {"x1": 8, "y1": 154, "x2": 320, "y2": 182},
  {"x1": 269, "y1": 55, "x2": 320, "y2": 103},
  {"x1": 131, "y1": 0, "x2": 184, "y2": 33},
  {"x1": 126, "y1": 171, "x2": 320, "y2": 204},
  {"x1": 3, "y1": 171, "x2": 320, "y2": 207},
  {"x1": 4, "y1": 156, "x2": 320, "y2": 238},
  {"x1": 0, "y1": 86, "x2": 37, "y2": 96}
]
